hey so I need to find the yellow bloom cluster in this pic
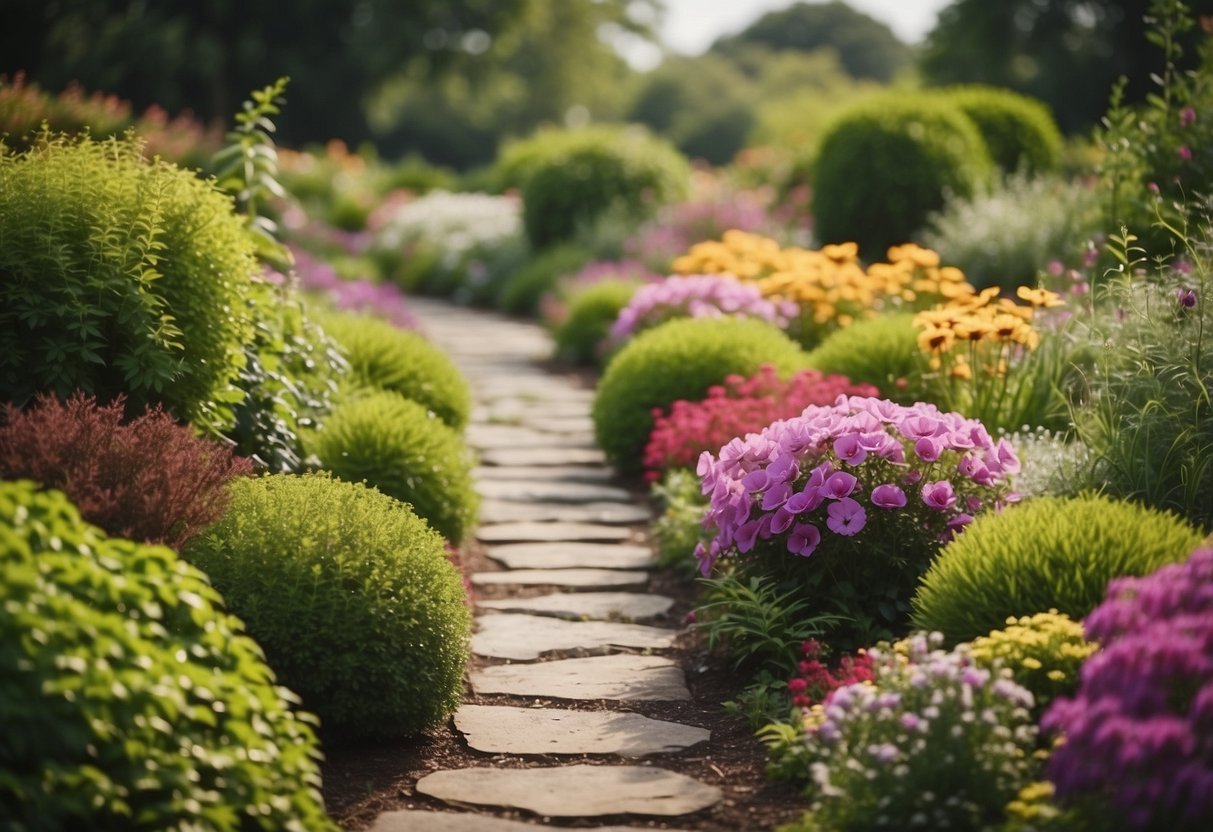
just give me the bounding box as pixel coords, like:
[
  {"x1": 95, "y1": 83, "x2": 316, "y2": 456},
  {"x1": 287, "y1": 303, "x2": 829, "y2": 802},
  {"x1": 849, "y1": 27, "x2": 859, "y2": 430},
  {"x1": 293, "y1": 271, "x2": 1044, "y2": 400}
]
[{"x1": 970, "y1": 611, "x2": 1097, "y2": 708}]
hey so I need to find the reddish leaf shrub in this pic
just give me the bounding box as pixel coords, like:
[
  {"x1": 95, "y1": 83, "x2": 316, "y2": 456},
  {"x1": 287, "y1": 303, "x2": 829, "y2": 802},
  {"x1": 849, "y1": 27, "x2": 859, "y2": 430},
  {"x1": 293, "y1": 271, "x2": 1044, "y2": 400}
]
[
  {"x1": 787, "y1": 639, "x2": 876, "y2": 710},
  {"x1": 0, "y1": 392, "x2": 253, "y2": 548},
  {"x1": 642, "y1": 365, "x2": 880, "y2": 481}
]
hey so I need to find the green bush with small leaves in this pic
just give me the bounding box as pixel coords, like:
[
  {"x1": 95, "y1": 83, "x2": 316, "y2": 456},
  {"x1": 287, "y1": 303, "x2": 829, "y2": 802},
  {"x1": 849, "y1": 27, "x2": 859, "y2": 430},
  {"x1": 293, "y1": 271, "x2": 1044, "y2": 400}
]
[
  {"x1": 650, "y1": 467, "x2": 712, "y2": 572},
  {"x1": 312, "y1": 308, "x2": 470, "y2": 431},
  {"x1": 812, "y1": 95, "x2": 993, "y2": 256},
  {"x1": 497, "y1": 243, "x2": 593, "y2": 317},
  {"x1": 305, "y1": 391, "x2": 478, "y2": 542},
  {"x1": 551, "y1": 278, "x2": 644, "y2": 366},
  {"x1": 0, "y1": 134, "x2": 258, "y2": 432},
  {"x1": 911, "y1": 494, "x2": 1205, "y2": 644},
  {"x1": 593, "y1": 317, "x2": 810, "y2": 476},
  {"x1": 805, "y1": 312, "x2": 931, "y2": 404},
  {"x1": 936, "y1": 85, "x2": 1063, "y2": 174},
  {"x1": 184, "y1": 472, "x2": 471, "y2": 741},
  {"x1": 1, "y1": 480, "x2": 333, "y2": 830}
]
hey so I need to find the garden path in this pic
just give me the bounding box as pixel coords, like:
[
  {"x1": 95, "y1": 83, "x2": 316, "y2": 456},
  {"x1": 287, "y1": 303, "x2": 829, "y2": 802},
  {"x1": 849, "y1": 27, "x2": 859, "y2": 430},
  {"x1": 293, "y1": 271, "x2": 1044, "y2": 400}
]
[{"x1": 367, "y1": 299, "x2": 724, "y2": 831}]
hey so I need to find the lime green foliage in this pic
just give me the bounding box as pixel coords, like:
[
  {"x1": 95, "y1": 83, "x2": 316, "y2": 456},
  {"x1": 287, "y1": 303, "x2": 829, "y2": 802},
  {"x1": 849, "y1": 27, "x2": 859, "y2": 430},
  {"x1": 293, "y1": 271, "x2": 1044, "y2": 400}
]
[
  {"x1": 497, "y1": 243, "x2": 593, "y2": 316},
  {"x1": 970, "y1": 611, "x2": 1097, "y2": 711},
  {"x1": 812, "y1": 95, "x2": 993, "y2": 256},
  {"x1": 805, "y1": 312, "x2": 932, "y2": 404},
  {"x1": 551, "y1": 278, "x2": 643, "y2": 366},
  {"x1": 508, "y1": 126, "x2": 691, "y2": 248},
  {"x1": 938, "y1": 85, "x2": 1063, "y2": 174},
  {"x1": 0, "y1": 134, "x2": 258, "y2": 431},
  {"x1": 650, "y1": 468, "x2": 712, "y2": 571},
  {"x1": 184, "y1": 472, "x2": 471, "y2": 741},
  {"x1": 1, "y1": 481, "x2": 332, "y2": 830},
  {"x1": 305, "y1": 391, "x2": 478, "y2": 542},
  {"x1": 592, "y1": 317, "x2": 810, "y2": 476},
  {"x1": 313, "y1": 308, "x2": 470, "y2": 430},
  {"x1": 912, "y1": 494, "x2": 1205, "y2": 644}
]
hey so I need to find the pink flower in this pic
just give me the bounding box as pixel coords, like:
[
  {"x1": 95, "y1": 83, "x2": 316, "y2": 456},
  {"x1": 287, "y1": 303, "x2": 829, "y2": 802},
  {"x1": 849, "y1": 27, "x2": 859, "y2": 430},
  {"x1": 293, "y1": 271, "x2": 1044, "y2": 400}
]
[
  {"x1": 788, "y1": 523, "x2": 821, "y2": 556},
  {"x1": 1181, "y1": 106, "x2": 1197, "y2": 127},
  {"x1": 914, "y1": 436, "x2": 943, "y2": 462},
  {"x1": 921, "y1": 480, "x2": 957, "y2": 511},
  {"x1": 826, "y1": 498, "x2": 866, "y2": 536},
  {"x1": 822, "y1": 471, "x2": 858, "y2": 500},
  {"x1": 785, "y1": 485, "x2": 823, "y2": 514},
  {"x1": 1178, "y1": 145, "x2": 1193, "y2": 161},
  {"x1": 833, "y1": 433, "x2": 867, "y2": 465},
  {"x1": 870, "y1": 483, "x2": 907, "y2": 509}
]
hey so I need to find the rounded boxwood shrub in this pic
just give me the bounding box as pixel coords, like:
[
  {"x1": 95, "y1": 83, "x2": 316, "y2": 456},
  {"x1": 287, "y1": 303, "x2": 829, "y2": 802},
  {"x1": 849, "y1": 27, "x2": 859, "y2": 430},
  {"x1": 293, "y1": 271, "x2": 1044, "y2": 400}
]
[
  {"x1": 911, "y1": 493, "x2": 1205, "y2": 644},
  {"x1": 0, "y1": 134, "x2": 258, "y2": 432},
  {"x1": 812, "y1": 96, "x2": 993, "y2": 256},
  {"x1": 312, "y1": 308, "x2": 470, "y2": 431},
  {"x1": 183, "y1": 472, "x2": 471, "y2": 741},
  {"x1": 305, "y1": 391, "x2": 478, "y2": 542},
  {"x1": 551, "y1": 277, "x2": 644, "y2": 366},
  {"x1": 805, "y1": 312, "x2": 934, "y2": 404},
  {"x1": 1, "y1": 480, "x2": 332, "y2": 830},
  {"x1": 592, "y1": 317, "x2": 810, "y2": 476},
  {"x1": 937, "y1": 85, "x2": 1063, "y2": 174},
  {"x1": 516, "y1": 126, "x2": 691, "y2": 249}
]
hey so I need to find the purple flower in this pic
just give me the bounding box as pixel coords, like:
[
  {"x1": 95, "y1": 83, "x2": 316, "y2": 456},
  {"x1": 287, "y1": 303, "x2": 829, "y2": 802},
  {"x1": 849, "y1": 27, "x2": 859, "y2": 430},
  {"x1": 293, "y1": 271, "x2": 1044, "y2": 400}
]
[
  {"x1": 761, "y1": 482, "x2": 794, "y2": 510},
  {"x1": 914, "y1": 436, "x2": 943, "y2": 462},
  {"x1": 742, "y1": 468, "x2": 772, "y2": 493},
  {"x1": 822, "y1": 471, "x2": 858, "y2": 500},
  {"x1": 1178, "y1": 287, "x2": 1198, "y2": 309},
  {"x1": 921, "y1": 480, "x2": 957, "y2": 511},
  {"x1": 826, "y1": 498, "x2": 866, "y2": 536},
  {"x1": 785, "y1": 486, "x2": 823, "y2": 514},
  {"x1": 1178, "y1": 145, "x2": 1194, "y2": 161},
  {"x1": 870, "y1": 483, "x2": 907, "y2": 509},
  {"x1": 788, "y1": 523, "x2": 821, "y2": 557},
  {"x1": 833, "y1": 433, "x2": 868, "y2": 465},
  {"x1": 1181, "y1": 106, "x2": 1197, "y2": 127}
]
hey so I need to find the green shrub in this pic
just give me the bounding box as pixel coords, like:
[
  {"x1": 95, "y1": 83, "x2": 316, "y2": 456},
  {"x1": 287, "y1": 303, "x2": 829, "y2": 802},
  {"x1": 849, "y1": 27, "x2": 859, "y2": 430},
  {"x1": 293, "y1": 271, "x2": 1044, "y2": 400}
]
[
  {"x1": 592, "y1": 317, "x2": 810, "y2": 476},
  {"x1": 812, "y1": 95, "x2": 992, "y2": 257},
  {"x1": 513, "y1": 126, "x2": 691, "y2": 249},
  {"x1": 805, "y1": 312, "x2": 933, "y2": 404},
  {"x1": 1, "y1": 480, "x2": 332, "y2": 830},
  {"x1": 312, "y1": 308, "x2": 470, "y2": 431},
  {"x1": 911, "y1": 494, "x2": 1205, "y2": 644},
  {"x1": 184, "y1": 472, "x2": 471, "y2": 741},
  {"x1": 969, "y1": 610, "x2": 1096, "y2": 712},
  {"x1": 937, "y1": 85, "x2": 1063, "y2": 174},
  {"x1": 650, "y1": 468, "x2": 712, "y2": 572},
  {"x1": 0, "y1": 134, "x2": 258, "y2": 432},
  {"x1": 497, "y1": 243, "x2": 593, "y2": 317},
  {"x1": 305, "y1": 391, "x2": 478, "y2": 542},
  {"x1": 551, "y1": 278, "x2": 644, "y2": 366}
]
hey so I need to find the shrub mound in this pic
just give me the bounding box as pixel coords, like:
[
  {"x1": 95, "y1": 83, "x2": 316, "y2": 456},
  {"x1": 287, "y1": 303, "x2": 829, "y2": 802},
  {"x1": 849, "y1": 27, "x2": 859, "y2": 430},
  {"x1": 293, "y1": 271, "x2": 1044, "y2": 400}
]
[
  {"x1": 313, "y1": 308, "x2": 470, "y2": 431},
  {"x1": 812, "y1": 95, "x2": 992, "y2": 256},
  {"x1": 497, "y1": 243, "x2": 592, "y2": 316},
  {"x1": 0, "y1": 134, "x2": 258, "y2": 431},
  {"x1": 938, "y1": 85, "x2": 1063, "y2": 174},
  {"x1": 550, "y1": 278, "x2": 643, "y2": 366},
  {"x1": 592, "y1": 317, "x2": 810, "y2": 476},
  {"x1": 0, "y1": 392, "x2": 253, "y2": 549},
  {"x1": 805, "y1": 312, "x2": 933, "y2": 404},
  {"x1": 184, "y1": 472, "x2": 471, "y2": 741},
  {"x1": 911, "y1": 493, "x2": 1205, "y2": 644},
  {"x1": 1, "y1": 480, "x2": 332, "y2": 830},
  {"x1": 305, "y1": 391, "x2": 478, "y2": 542}
]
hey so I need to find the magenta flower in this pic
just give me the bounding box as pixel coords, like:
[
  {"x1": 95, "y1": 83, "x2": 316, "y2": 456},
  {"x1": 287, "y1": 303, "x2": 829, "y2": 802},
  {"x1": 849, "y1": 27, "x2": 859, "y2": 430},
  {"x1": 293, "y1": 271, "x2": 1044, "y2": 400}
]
[
  {"x1": 822, "y1": 471, "x2": 858, "y2": 499},
  {"x1": 826, "y1": 498, "x2": 866, "y2": 536},
  {"x1": 914, "y1": 436, "x2": 943, "y2": 462},
  {"x1": 871, "y1": 483, "x2": 907, "y2": 509},
  {"x1": 1181, "y1": 106, "x2": 1197, "y2": 127},
  {"x1": 921, "y1": 480, "x2": 957, "y2": 511},
  {"x1": 788, "y1": 523, "x2": 822, "y2": 557},
  {"x1": 833, "y1": 433, "x2": 868, "y2": 465},
  {"x1": 1178, "y1": 287, "x2": 1198, "y2": 309},
  {"x1": 1178, "y1": 145, "x2": 1193, "y2": 161}
]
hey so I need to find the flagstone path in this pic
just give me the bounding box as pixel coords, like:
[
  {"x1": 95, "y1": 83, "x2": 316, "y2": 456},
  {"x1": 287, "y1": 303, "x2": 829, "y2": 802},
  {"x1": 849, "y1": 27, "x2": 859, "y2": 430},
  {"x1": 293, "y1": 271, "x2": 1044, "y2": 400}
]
[{"x1": 367, "y1": 299, "x2": 727, "y2": 830}]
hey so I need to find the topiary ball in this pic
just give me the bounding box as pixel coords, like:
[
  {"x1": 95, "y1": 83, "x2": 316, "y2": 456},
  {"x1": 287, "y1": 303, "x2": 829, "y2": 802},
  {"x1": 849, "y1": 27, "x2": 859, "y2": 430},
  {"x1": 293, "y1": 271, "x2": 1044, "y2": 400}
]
[
  {"x1": 0, "y1": 134, "x2": 258, "y2": 432},
  {"x1": 551, "y1": 278, "x2": 644, "y2": 366},
  {"x1": 911, "y1": 493, "x2": 1206, "y2": 644},
  {"x1": 592, "y1": 317, "x2": 810, "y2": 476},
  {"x1": 936, "y1": 85, "x2": 1063, "y2": 175},
  {"x1": 805, "y1": 312, "x2": 934, "y2": 404},
  {"x1": 305, "y1": 391, "x2": 478, "y2": 542},
  {"x1": 183, "y1": 472, "x2": 471, "y2": 741},
  {"x1": 1, "y1": 480, "x2": 333, "y2": 830},
  {"x1": 313, "y1": 308, "x2": 471, "y2": 431},
  {"x1": 812, "y1": 95, "x2": 992, "y2": 257}
]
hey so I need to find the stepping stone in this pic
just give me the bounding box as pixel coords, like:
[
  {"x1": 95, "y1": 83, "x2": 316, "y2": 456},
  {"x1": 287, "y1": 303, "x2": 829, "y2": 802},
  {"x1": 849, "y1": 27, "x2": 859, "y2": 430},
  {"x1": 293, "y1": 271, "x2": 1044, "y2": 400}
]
[
  {"x1": 466, "y1": 425, "x2": 597, "y2": 451},
  {"x1": 471, "y1": 654, "x2": 690, "y2": 700},
  {"x1": 478, "y1": 500, "x2": 651, "y2": 525},
  {"x1": 475, "y1": 479, "x2": 631, "y2": 503},
  {"x1": 476, "y1": 522, "x2": 631, "y2": 543},
  {"x1": 474, "y1": 465, "x2": 614, "y2": 483},
  {"x1": 473, "y1": 614, "x2": 676, "y2": 660},
  {"x1": 476, "y1": 592, "x2": 675, "y2": 621},
  {"x1": 454, "y1": 705, "x2": 709, "y2": 757},
  {"x1": 471, "y1": 568, "x2": 648, "y2": 589},
  {"x1": 369, "y1": 811, "x2": 649, "y2": 832},
  {"x1": 415, "y1": 765, "x2": 722, "y2": 817},
  {"x1": 480, "y1": 447, "x2": 606, "y2": 467},
  {"x1": 489, "y1": 400, "x2": 593, "y2": 419},
  {"x1": 486, "y1": 542, "x2": 655, "y2": 570},
  {"x1": 514, "y1": 416, "x2": 596, "y2": 435}
]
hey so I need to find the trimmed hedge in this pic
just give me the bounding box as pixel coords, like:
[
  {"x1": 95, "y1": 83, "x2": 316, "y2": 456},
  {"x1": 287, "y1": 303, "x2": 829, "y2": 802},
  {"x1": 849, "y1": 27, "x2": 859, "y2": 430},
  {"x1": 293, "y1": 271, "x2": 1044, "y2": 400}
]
[{"x1": 938, "y1": 85, "x2": 1063, "y2": 174}]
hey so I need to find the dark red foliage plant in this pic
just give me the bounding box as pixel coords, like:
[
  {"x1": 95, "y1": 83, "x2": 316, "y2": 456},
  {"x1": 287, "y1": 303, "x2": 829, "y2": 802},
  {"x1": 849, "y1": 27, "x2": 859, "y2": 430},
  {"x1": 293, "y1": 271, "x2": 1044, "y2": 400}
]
[
  {"x1": 642, "y1": 364, "x2": 880, "y2": 481},
  {"x1": 0, "y1": 391, "x2": 254, "y2": 549}
]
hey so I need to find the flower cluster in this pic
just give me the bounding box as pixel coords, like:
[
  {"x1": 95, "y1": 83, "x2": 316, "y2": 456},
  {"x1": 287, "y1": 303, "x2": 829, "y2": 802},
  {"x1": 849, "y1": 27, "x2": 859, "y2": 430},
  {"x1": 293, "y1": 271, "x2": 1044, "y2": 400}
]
[
  {"x1": 609, "y1": 274, "x2": 797, "y2": 345},
  {"x1": 539, "y1": 259, "x2": 659, "y2": 332},
  {"x1": 789, "y1": 633, "x2": 1037, "y2": 830},
  {"x1": 287, "y1": 247, "x2": 419, "y2": 330},
  {"x1": 968, "y1": 611, "x2": 1095, "y2": 711},
  {"x1": 786, "y1": 639, "x2": 875, "y2": 710},
  {"x1": 1042, "y1": 547, "x2": 1213, "y2": 831},
  {"x1": 625, "y1": 188, "x2": 780, "y2": 271},
  {"x1": 695, "y1": 396, "x2": 1018, "y2": 576},
  {"x1": 373, "y1": 190, "x2": 521, "y2": 259},
  {"x1": 643, "y1": 365, "x2": 879, "y2": 481}
]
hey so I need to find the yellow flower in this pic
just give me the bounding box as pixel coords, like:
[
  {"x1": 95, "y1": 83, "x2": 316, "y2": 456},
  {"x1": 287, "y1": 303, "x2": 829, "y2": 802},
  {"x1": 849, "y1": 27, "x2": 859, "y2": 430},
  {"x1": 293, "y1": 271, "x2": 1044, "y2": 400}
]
[
  {"x1": 950, "y1": 359, "x2": 973, "y2": 380},
  {"x1": 1017, "y1": 286, "x2": 1065, "y2": 308},
  {"x1": 917, "y1": 326, "x2": 955, "y2": 353},
  {"x1": 954, "y1": 317, "x2": 993, "y2": 342}
]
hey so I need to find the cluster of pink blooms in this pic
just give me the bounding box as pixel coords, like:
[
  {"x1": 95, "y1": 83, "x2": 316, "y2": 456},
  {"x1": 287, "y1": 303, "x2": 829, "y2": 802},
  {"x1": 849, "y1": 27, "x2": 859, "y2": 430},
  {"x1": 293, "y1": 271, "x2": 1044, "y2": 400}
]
[
  {"x1": 694, "y1": 396, "x2": 1019, "y2": 575},
  {"x1": 287, "y1": 246, "x2": 419, "y2": 330},
  {"x1": 609, "y1": 274, "x2": 797, "y2": 344},
  {"x1": 642, "y1": 365, "x2": 878, "y2": 482},
  {"x1": 786, "y1": 639, "x2": 875, "y2": 709}
]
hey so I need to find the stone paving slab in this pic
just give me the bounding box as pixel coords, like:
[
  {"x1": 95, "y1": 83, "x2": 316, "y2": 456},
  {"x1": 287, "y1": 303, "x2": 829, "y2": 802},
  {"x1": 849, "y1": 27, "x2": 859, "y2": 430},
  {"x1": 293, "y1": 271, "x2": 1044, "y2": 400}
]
[
  {"x1": 486, "y1": 542, "x2": 654, "y2": 570},
  {"x1": 473, "y1": 614, "x2": 677, "y2": 660},
  {"x1": 475, "y1": 592, "x2": 675, "y2": 621},
  {"x1": 513, "y1": 416, "x2": 596, "y2": 435},
  {"x1": 471, "y1": 568, "x2": 648, "y2": 589},
  {"x1": 479, "y1": 447, "x2": 607, "y2": 467},
  {"x1": 415, "y1": 765, "x2": 722, "y2": 817},
  {"x1": 476, "y1": 522, "x2": 632, "y2": 543},
  {"x1": 454, "y1": 705, "x2": 709, "y2": 757},
  {"x1": 476, "y1": 479, "x2": 631, "y2": 504},
  {"x1": 487, "y1": 399, "x2": 594, "y2": 419},
  {"x1": 466, "y1": 425, "x2": 597, "y2": 451},
  {"x1": 471, "y1": 654, "x2": 690, "y2": 701},
  {"x1": 474, "y1": 465, "x2": 614, "y2": 483},
  {"x1": 472, "y1": 384, "x2": 597, "y2": 404},
  {"x1": 478, "y1": 500, "x2": 651, "y2": 526},
  {"x1": 369, "y1": 811, "x2": 649, "y2": 832}
]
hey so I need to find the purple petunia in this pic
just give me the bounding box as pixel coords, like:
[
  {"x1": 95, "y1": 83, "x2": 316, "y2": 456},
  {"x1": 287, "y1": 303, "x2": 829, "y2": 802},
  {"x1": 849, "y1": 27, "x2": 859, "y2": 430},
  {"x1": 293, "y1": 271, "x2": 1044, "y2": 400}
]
[{"x1": 610, "y1": 274, "x2": 797, "y2": 343}]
